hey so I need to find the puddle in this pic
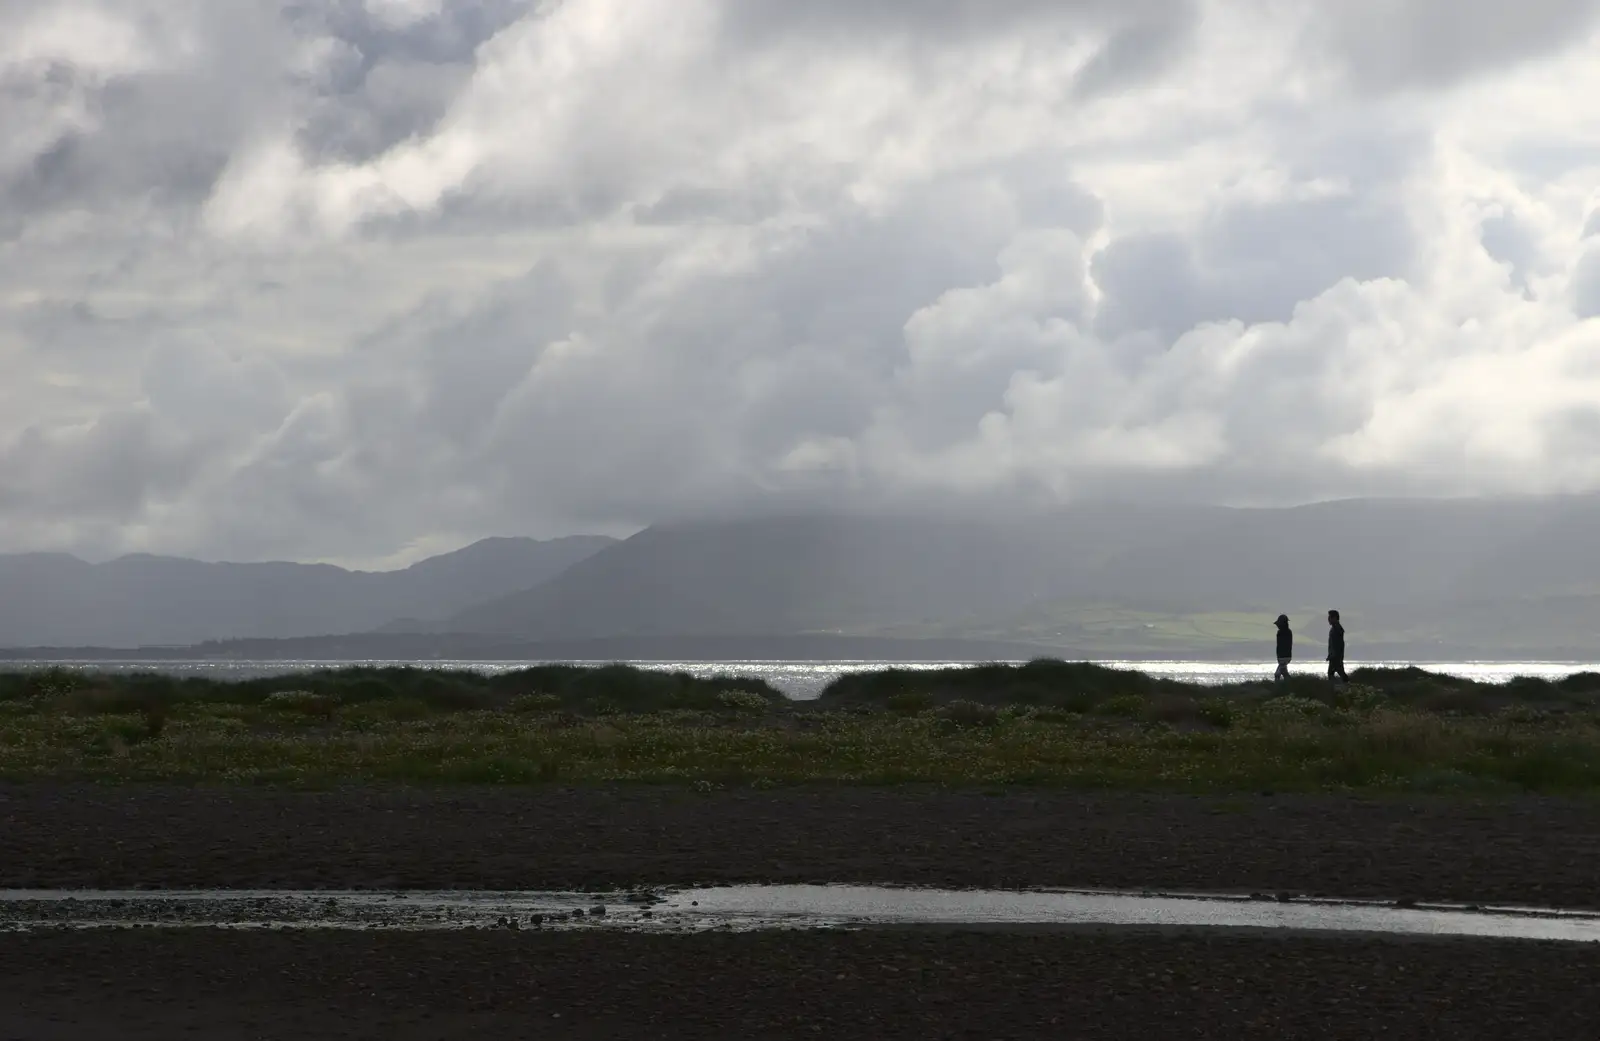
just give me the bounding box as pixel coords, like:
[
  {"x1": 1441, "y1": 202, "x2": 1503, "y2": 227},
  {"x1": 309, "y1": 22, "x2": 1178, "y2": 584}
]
[{"x1": 2, "y1": 886, "x2": 1597, "y2": 943}]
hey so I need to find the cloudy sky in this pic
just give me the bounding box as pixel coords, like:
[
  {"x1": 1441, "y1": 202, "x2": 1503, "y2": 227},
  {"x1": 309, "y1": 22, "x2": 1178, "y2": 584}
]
[{"x1": 4, "y1": 0, "x2": 1600, "y2": 566}]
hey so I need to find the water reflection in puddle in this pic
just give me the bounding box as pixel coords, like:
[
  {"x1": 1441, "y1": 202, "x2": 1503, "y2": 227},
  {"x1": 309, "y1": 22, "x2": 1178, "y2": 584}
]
[{"x1": 2, "y1": 887, "x2": 1597, "y2": 943}]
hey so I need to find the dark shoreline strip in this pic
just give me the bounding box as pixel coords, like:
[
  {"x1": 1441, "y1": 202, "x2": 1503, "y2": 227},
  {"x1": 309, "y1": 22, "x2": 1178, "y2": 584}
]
[{"x1": 4, "y1": 929, "x2": 1598, "y2": 1040}]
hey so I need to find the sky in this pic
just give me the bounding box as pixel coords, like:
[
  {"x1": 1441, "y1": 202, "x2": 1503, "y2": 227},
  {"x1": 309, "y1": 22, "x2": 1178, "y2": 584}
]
[{"x1": 3, "y1": 0, "x2": 1600, "y2": 568}]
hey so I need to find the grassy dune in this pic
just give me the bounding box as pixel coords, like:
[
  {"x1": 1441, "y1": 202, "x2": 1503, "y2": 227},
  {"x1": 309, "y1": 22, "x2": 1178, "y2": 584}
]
[{"x1": 2, "y1": 662, "x2": 1598, "y2": 793}]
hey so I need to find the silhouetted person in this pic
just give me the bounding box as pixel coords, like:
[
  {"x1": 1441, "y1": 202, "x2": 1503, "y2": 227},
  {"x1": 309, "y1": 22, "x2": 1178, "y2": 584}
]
[
  {"x1": 1327, "y1": 610, "x2": 1348, "y2": 682},
  {"x1": 1274, "y1": 615, "x2": 1292, "y2": 682}
]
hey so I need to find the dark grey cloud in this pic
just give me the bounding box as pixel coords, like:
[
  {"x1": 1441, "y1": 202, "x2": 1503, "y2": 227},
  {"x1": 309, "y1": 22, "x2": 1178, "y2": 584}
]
[
  {"x1": 1479, "y1": 211, "x2": 1541, "y2": 290},
  {"x1": 4, "y1": 86, "x2": 231, "y2": 216},
  {"x1": 1003, "y1": 157, "x2": 1106, "y2": 233},
  {"x1": 633, "y1": 186, "x2": 784, "y2": 227},
  {"x1": 298, "y1": 58, "x2": 474, "y2": 164},
  {"x1": 0, "y1": 408, "x2": 201, "y2": 520},
  {"x1": 302, "y1": 0, "x2": 533, "y2": 67},
  {"x1": 12, "y1": 297, "x2": 175, "y2": 357},
  {"x1": 1318, "y1": 0, "x2": 1600, "y2": 90},
  {"x1": 1093, "y1": 191, "x2": 1413, "y2": 341},
  {"x1": 719, "y1": 0, "x2": 1191, "y2": 42},
  {"x1": 1572, "y1": 245, "x2": 1600, "y2": 319},
  {"x1": 1072, "y1": 10, "x2": 1199, "y2": 100},
  {"x1": 292, "y1": 0, "x2": 529, "y2": 163},
  {"x1": 1545, "y1": 404, "x2": 1600, "y2": 460},
  {"x1": 0, "y1": 4, "x2": 287, "y2": 231}
]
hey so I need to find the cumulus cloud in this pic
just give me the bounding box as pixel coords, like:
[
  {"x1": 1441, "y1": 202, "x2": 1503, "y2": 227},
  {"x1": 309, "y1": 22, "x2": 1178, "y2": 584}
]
[{"x1": 2, "y1": 0, "x2": 1600, "y2": 564}]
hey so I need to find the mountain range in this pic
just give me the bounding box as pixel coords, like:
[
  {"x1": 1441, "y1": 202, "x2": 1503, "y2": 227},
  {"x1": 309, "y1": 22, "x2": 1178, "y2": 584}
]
[
  {"x1": 422, "y1": 497, "x2": 1600, "y2": 658},
  {"x1": 5, "y1": 495, "x2": 1600, "y2": 658},
  {"x1": 0, "y1": 536, "x2": 614, "y2": 648}
]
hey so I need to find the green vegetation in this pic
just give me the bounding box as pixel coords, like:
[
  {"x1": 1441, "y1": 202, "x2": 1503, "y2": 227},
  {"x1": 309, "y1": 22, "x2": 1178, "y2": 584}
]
[{"x1": 2, "y1": 662, "x2": 1599, "y2": 793}]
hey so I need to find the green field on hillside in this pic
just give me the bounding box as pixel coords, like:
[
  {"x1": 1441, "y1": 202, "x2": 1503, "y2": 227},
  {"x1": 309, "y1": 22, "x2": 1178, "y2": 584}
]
[
  {"x1": 847, "y1": 603, "x2": 1323, "y2": 653},
  {"x1": 844, "y1": 595, "x2": 1600, "y2": 656}
]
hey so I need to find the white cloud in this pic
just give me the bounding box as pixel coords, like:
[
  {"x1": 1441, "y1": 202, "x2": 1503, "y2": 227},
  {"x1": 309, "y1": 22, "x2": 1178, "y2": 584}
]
[{"x1": 3, "y1": 0, "x2": 1600, "y2": 563}]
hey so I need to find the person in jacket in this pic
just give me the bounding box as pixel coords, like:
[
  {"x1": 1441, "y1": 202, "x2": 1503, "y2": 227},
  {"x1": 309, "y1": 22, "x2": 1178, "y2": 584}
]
[
  {"x1": 1327, "y1": 609, "x2": 1348, "y2": 683},
  {"x1": 1274, "y1": 615, "x2": 1293, "y2": 682}
]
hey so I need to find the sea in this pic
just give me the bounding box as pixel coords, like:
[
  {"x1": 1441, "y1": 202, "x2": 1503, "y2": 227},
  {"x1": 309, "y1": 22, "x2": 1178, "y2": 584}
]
[{"x1": 6, "y1": 659, "x2": 1598, "y2": 701}]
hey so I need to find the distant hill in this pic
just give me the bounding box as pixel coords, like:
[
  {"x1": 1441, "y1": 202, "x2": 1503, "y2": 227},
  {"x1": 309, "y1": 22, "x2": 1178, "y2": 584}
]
[
  {"x1": 440, "y1": 513, "x2": 1095, "y2": 639},
  {"x1": 0, "y1": 536, "x2": 614, "y2": 648},
  {"x1": 9, "y1": 495, "x2": 1599, "y2": 659},
  {"x1": 0, "y1": 632, "x2": 1069, "y2": 664},
  {"x1": 435, "y1": 497, "x2": 1600, "y2": 658}
]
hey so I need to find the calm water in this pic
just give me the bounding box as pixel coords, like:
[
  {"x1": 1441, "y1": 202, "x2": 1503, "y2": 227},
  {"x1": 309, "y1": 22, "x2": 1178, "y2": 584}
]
[
  {"x1": 3, "y1": 886, "x2": 1597, "y2": 941},
  {"x1": 7, "y1": 658, "x2": 1597, "y2": 700}
]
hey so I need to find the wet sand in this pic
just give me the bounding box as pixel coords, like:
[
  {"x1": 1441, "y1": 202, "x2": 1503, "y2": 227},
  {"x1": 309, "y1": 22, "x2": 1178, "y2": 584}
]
[
  {"x1": 3, "y1": 785, "x2": 1598, "y2": 907},
  {"x1": 5, "y1": 785, "x2": 1600, "y2": 1038},
  {"x1": 3, "y1": 927, "x2": 1597, "y2": 1040}
]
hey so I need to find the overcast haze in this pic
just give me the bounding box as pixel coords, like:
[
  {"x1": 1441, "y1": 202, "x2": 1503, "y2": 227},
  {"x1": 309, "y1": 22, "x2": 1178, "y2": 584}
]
[{"x1": 5, "y1": 0, "x2": 1600, "y2": 568}]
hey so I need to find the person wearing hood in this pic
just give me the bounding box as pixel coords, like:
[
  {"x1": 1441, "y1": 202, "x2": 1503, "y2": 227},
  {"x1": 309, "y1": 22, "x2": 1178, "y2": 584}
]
[{"x1": 1274, "y1": 615, "x2": 1293, "y2": 682}]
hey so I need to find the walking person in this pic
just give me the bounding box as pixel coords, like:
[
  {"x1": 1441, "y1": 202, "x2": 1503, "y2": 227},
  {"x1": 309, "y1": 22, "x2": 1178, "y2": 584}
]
[
  {"x1": 1274, "y1": 614, "x2": 1293, "y2": 682},
  {"x1": 1326, "y1": 609, "x2": 1348, "y2": 683}
]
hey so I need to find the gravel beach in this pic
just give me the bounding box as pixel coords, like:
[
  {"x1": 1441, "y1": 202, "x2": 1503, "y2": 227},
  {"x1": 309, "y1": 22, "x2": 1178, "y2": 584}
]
[
  {"x1": 3, "y1": 928, "x2": 1597, "y2": 1040},
  {"x1": 5, "y1": 784, "x2": 1599, "y2": 1039},
  {"x1": 3, "y1": 784, "x2": 1598, "y2": 906}
]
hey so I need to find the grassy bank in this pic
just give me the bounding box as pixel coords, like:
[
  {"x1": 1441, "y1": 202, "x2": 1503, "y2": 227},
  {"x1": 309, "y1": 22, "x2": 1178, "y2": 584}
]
[{"x1": 2, "y1": 663, "x2": 1598, "y2": 793}]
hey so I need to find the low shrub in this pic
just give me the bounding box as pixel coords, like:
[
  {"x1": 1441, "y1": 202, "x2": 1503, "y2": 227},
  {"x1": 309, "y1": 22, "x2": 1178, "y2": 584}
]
[
  {"x1": 817, "y1": 660, "x2": 1167, "y2": 710},
  {"x1": 715, "y1": 689, "x2": 773, "y2": 713},
  {"x1": 1093, "y1": 694, "x2": 1148, "y2": 719},
  {"x1": 140, "y1": 701, "x2": 169, "y2": 739},
  {"x1": 1259, "y1": 695, "x2": 1328, "y2": 719},
  {"x1": 1195, "y1": 698, "x2": 1237, "y2": 729},
  {"x1": 1145, "y1": 694, "x2": 1205, "y2": 725},
  {"x1": 1, "y1": 667, "x2": 91, "y2": 702},
  {"x1": 1497, "y1": 704, "x2": 1549, "y2": 725},
  {"x1": 886, "y1": 690, "x2": 934, "y2": 714},
  {"x1": 330, "y1": 677, "x2": 400, "y2": 706},
  {"x1": 1331, "y1": 684, "x2": 1386, "y2": 713},
  {"x1": 263, "y1": 690, "x2": 339, "y2": 720},
  {"x1": 362, "y1": 697, "x2": 433, "y2": 723},
  {"x1": 936, "y1": 700, "x2": 1002, "y2": 728},
  {"x1": 410, "y1": 675, "x2": 497, "y2": 712},
  {"x1": 1557, "y1": 672, "x2": 1600, "y2": 695}
]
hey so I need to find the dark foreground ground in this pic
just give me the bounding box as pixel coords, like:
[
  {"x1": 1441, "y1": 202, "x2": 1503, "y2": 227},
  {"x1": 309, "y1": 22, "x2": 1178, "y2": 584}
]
[
  {"x1": 3, "y1": 928, "x2": 1597, "y2": 1040},
  {"x1": 5, "y1": 786, "x2": 1600, "y2": 1039},
  {"x1": 3, "y1": 785, "x2": 1599, "y2": 906}
]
